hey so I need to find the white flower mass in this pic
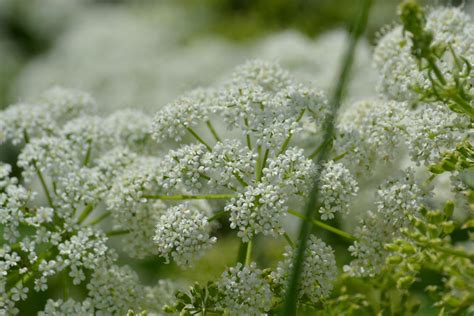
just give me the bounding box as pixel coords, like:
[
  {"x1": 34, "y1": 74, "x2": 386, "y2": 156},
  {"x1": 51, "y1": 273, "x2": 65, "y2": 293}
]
[{"x1": 0, "y1": 2, "x2": 473, "y2": 315}]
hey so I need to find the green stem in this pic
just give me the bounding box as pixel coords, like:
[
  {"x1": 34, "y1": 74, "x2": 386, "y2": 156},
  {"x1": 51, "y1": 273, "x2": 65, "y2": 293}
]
[
  {"x1": 432, "y1": 244, "x2": 474, "y2": 261},
  {"x1": 83, "y1": 139, "x2": 93, "y2": 166},
  {"x1": 23, "y1": 130, "x2": 55, "y2": 209},
  {"x1": 208, "y1": 210, "x2": 228, "y2": 222},
  {"x1": 261, "y1": 148, "x2": 269, "y2": 175},
  {"x1": 309, "y1": 138, "x2": 332, "y2": 160},
  {"x1": 206, "y1": 121, "x2": 221, "y2": 142},
  {"x1": 236, "y1": 240, "x2": 248, "y2": 264},
  {"x1": 87, "y1": 211, "x2": 111, "y2": 226},
  {"x1": 279, "y1": 109, "x2": 305, "y2": 155},
  {"x1": 449, "y1": 92, "x2": 474, "y2": 120},
  {"x1": 143, "y1": 194, "x2": 234, "y2": 200},
  {"x1": 427, "y1": 57, "x2": 447, "y2": 86},
  {"x1": 256, "y1": 145, "x2": 263, "y2": 181},
  {"x1": 33, "y1": 162, "x2": 55, "y2": 209},
  {"x1": 288, "y1": 209, "x2": 356, "y2": 241},
  {"x1": 187, "y1": 127, "x2": 212, "y2": 151},
  {"x1": 283, "y1": 232, "x2": 296, "y2": 248},
  {"x1": 244, "y1": 118, "x2": 252, "y2": 150},
  {"x1": 244, "y1": 240, "x2": 253, "y2": 266},
  {"x1": 233, "y1": 172, "x2": 249, "y2": 187},
  {"x1": 77, "y1": 203, "x2": 94, "y2": 224},
  {"x1": 106, "y1": 229, "x2": 130, "y2": 237},
  {"x1": 282, "y1": 0, "x2": 372, "y2": 314}
]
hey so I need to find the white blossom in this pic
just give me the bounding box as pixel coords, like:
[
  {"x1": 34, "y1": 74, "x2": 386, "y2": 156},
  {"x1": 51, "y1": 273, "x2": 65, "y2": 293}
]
[
  {"x1": 319, "y1": 161, "x2": 359, "y2": 220},
  {"x1": 272, "y1": 236, "x2": 337, "y2": 304},
  {"x1": 217, "y1": 262, "x2": 273, "y2": 315},
  {"x1": 154, "y1": 203, "x2": 216, "y2": 267}
]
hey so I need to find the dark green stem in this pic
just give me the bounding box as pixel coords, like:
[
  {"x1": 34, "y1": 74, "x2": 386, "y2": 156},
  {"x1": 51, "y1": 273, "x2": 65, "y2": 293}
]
[
  {"x1": 77, "y1": 203, "x2": 94, "y2": 224},
  {"x1": 187, "y1": 127, "x2": 212, "y2": 151},
  {"x1": 143, "y1": 194, "x2": 234, "y2": 200},
  {"x1": 281, "y1": 0, "x2": 372, "y2": 314},
  {"x1": 206, "y1": 121, "x2": 221, "y2": 142},
  {"x1": 208, "y1": 210, "x2": 228, "y2": 222},
  {"x1": 288, "y1": 209, "x2": 356, "y2": 241}
]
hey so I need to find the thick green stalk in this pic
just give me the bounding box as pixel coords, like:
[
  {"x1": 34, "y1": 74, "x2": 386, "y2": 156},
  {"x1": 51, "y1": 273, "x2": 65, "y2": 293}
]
[
  {"x1": 244, "y1": 240, "x2": 254, "y2": 266},
  {"x1": 281, "y1": 0, "x2": 373, "y2": 314}
]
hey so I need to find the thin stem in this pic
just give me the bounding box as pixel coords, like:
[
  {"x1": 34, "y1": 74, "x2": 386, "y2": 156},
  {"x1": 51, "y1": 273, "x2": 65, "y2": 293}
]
[
  {"x1": 261, "y1": 148, "x2": 269, "y2": 175},
  {"x1": 206, "y1": 121, "x2": 221, "y2": 142},
  {"x1": 187, "y1": 127, "x2": 212, "y2": 151},
  {"x1": 449, "y1": 92, "x2": 474, "y2": 120},
  {"x1": 256, "y1": 145, "x2": 263, "y2": 181},
  {"x1": 288, "y1": 209, "x2": 356, "y2": 241},
  {"x1": 23, "y1": 130, "x2": 55, "y2": 209},
  {"x1": 33, "y1": 162, "x2": 55, "y2": 209},
  {"x1": 244, "y1": 118, "x2": 252, "y2": 150},
  {"x1": 106, "y1": 229, "x2": 130, "y2": 237},
  {"x1": 431, "y1": 245, "x2": 474, "y2": 261},
  {"x1": 83, "y1": 139, "x2": 92, "y2": 166},
  {"x1": 283, "y1": 232, "x2": 296, "y2": 248},
  {"x1": 77, "y1": 203, "x2": 94, "y2": 225},
  {"x1": 427, "y1": 57, "x2": 447, "y2": 86},
  {"x1": 208, "y1": 210, "x2": 228, "y2": 222},
  {"x1": 233, "y1": 172, "x2": 249, "y2": 187},
  {"x1": 87, "y1": 211, "x2": 111, "y2": 226},
  {"x1": 309, "y1": 138, "x2": 332, "y2": 160},
  {"x1": 244, "y1": 239, "x2": 253, "y2": 266},
  {"x1": 143, "y1": 194, "x2": 234, "y2": 200},
  {"x1": 279, "y1": 109, "x2": 305, "y2": 155},
  {"x1": 282, "y1": 0, "x2": 372, "y2": 314}
]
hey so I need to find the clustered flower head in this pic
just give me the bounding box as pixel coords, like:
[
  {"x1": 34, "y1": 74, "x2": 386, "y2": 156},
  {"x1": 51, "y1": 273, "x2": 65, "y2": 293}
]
[
  {"x1": 154, "y1": 203, "x2": 216, "y2": 267},
  {"x1": 272, "y1": 236, "x2": 337, "y2": 304},
  {"x1": 2, "y1": 3, "x2": 474, "y2": 313},
  {"x1": 0, "y1": 87, "x2": 169, "y2": 314},
  {"x1": 217, "y1": 262, "x2": 273, "y2": 315},
  {"x1": 344, "y1": 169, "x2": 428, "y2": 276},
  {"x1": 374, "y1": 7, "x2": 474, "y2": 104}
]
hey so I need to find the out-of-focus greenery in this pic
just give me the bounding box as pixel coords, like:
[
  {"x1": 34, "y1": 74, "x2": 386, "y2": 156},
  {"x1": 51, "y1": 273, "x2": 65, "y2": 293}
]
[{"x1": 181, "y1": 0, "x2": 434, "y2": 40}]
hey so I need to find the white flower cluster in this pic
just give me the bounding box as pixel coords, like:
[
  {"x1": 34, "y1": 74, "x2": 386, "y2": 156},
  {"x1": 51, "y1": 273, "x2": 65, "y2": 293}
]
[
  {"x1": 2, "y1": 4, "x2": 471, "y2": 308},
  {"x1": 345, "y1": 169, "x2": 427, "y2": 276},
  {"x1": 217, "y1": 262, "x2": 273, "y2": 315},
  {"x1": 0, "y1": 87, "x2": 94, "y2": 145},
  {"x1": 374, "y1": 7, "x2": 474, "y2": 104},
  {"x1": 143, "y1": 60, "x2": 358, "y2": 253},
  {"x1": 319, "y1": 161, "x2": 359, "y2": 220},
  {"x1": 335, "y1": 99, "x2": 409, "y2": 174},
  {"x1": 154, "y1": 203, "x2": 216, "y2": 267},
  {"x1": 406, "y1": 102, "x2": 471, "y2": 165},
  {"x1": 39, "y1": 264, "x2": 159, "y2": 316},
  {"x1": 272, "y1": 236, "x2": 337, "y2": 304},
  {"x1": 0, "y1": 87, "x2": 171, "y2": 314}
]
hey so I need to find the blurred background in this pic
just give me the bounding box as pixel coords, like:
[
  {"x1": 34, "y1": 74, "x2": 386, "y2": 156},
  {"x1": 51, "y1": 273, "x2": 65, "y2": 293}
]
[
  {"x1": 0, "y1": 0, "x2": 470, "y2": 314},
  {"x1": 3, "y1": 0, "x2": 462, "y2": 114}
]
